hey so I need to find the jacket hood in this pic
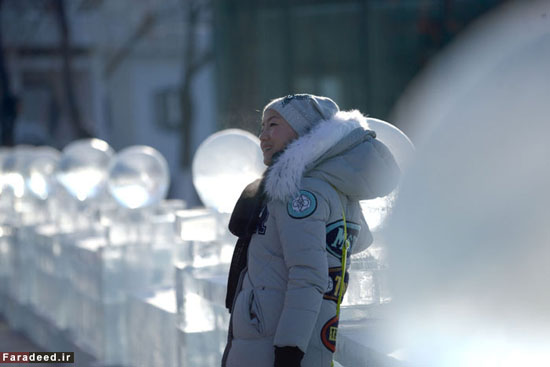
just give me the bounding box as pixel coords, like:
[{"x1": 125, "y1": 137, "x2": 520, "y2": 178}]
[{"x1": 264, "y1": 110, "x2": 400, "y2": 202}]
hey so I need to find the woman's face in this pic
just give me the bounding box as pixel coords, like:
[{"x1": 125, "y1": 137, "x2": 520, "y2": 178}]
[{"x1": 259, "y1": 109, "x2": 298, "y2": 166}]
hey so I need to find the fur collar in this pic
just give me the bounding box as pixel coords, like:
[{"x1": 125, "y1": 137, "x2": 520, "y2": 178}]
[{"x1": 264, "y1": 110, "x2": 370, "y2": 202}]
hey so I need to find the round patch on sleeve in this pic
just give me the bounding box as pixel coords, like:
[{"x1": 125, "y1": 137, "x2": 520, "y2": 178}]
[{"x1": 287, "y1": 190, "x2": 317, "y2": 218}]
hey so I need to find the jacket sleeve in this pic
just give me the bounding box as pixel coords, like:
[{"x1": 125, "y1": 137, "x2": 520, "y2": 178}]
[{"x1": 271, "y1": 188, "x2": 330, "y2": 352}]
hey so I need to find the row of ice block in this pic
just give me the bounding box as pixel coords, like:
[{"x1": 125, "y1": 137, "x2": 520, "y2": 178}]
[
  {"x1": 126, "y1": 289, "x2": 178, "y2": 367},
  {"x1": 0, "y1": 225, "x2": 132, "y2": 365},
  {"x1": 0, "y1": 204, "x2": 398, "y2": 367},
  {"x1": 0, "y1": 225, "x2": 179, "y2": 365},
  {"x1": 175, "y1": 262, "x2": 231, "y2": 367},
  {"x1": 0, "y1": 206, "x2": 237, "y2": 367}
]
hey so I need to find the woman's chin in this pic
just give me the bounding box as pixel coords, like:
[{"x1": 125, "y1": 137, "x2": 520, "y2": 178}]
[{"x1": 263, "y1": 152, "x2": 273, "y2": 166}]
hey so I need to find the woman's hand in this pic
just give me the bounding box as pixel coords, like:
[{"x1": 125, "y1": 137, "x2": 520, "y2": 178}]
[{"x1": 274, "y1": 346, "x2": 304, "y2": 367}]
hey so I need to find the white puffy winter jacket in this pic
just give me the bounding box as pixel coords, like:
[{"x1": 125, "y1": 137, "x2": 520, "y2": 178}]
[{"x1": 223, "y1": 110, "x2": 400, "y2": 367}]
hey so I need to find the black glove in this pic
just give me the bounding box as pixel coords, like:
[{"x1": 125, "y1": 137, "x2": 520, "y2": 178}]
[{"x1": 274, "y1": 346, "x2": 304, "y2": 367}]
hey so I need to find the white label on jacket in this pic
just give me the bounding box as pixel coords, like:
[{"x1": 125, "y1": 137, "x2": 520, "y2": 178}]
[
  {"x1": 287, "y1": 190, "x2": 317, "y2": 219},
  {"x1": 325, "y1": 220, "x2": 361, "y2": 259}
]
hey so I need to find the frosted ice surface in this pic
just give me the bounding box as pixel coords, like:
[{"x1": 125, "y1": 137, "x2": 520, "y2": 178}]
[
  {"x1": 127, "y1": 289, "x2": 177, "y2": 367},
  {"x1": 56, "y1": 138, "x2": 114, "y2": 202},
  {"x1": 175, "y1": 208, "x2": 218, "y2": 242},
  {"x1": 359, "y1": 118, "x2": 413, "y2": 231},
  {"x1": 387, "y1": 1, "x2": 550, "y2": 366},
  {"x1": 109, "y1": 184, "x2": 150, "y2": 209},
  {"x1": 365, "y1": 118, "x2": 415, "y2": 172},
  {"x1": 26, "y1": 146, "x2": 60, "y2": 200},
  {"x1": 146, "y1": 288, "x2": 177, "y2": 313},
  {"x1": 1, "y1": 146, "x2": 35, "y2": 199},
  {"x1": 57, "y1": 168, "x2": 107, "y2": 202},
  {"x1": 192, "y1": 129, "x2": 264, "y2": 213},
  {"x1": 176, "y1": 264, "x2": 230, "y2": 367},
  {"x1": 108, "y1": 145, "x2": 169, "y2": 209},
  {"x1": 360, "y1": 193, "x2": 396, "y2": 232}
]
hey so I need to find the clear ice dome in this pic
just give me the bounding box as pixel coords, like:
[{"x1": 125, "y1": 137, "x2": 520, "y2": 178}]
[
  {"x1": 108, "y1": 145, "x2": 170, "y2": 209},
  {"x1": 1, "y1": 145, "x2": 35, "y2": 199},
  {"x1": 361, "y1": 118, "x2": 414, "y2": 230},
  {"x1": 192, "y1": 129, "x2": 265, "y2": 213},
  {"x1": 27, "y1": 146, "x2": 61, "y2": 200},
  {"x1": 56, "y1": 138, "x2": 114, "y2": 202}
]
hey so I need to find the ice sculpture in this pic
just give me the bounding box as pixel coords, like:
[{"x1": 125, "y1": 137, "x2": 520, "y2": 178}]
[
  {"x1": 108, "y1": 145, "x2": 170, "y2": 209},
  {"x1": 0, "y1": 147, "x2": 9, "y2": 194},
  {"x1": 26, "y1": 146, "x2": 60, "y2": 201},
  {"x1": 173, "y1": 130, "x2": 260, "y2": 366},
  {"x1": 1, "y1": 145, "x2": 35, "y2": 200},
  {"x1": 192, "y1": 129, "x2": 264, "y2": 213},
  {"x1": 360, "y1": 118, "x2": 414, "y2": 231},
  {"x1": 366, "y1": 118, "x2": 415, "y2": 172},
  {"x1": 56, "y1": 138, "x2": 114, "y2": 202},
  {"x1": 387, "y1": 1, "x2": 550, "y2": 366},
  {"x1": 343, "y1": 120, "x2": 414, "y2": 310}
]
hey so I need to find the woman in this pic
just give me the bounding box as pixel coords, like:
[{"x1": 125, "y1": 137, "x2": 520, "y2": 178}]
[{"x1": 222, "y1": 94, "x2": 400, "y2": 367}]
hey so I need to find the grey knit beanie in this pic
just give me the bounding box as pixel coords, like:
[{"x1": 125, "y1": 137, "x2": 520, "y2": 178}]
[{"x1": 263, "y1": 94, "x2": 340, "y2": 136}]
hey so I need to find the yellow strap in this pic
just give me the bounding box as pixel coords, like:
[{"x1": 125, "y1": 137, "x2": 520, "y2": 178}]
[
  {"x1": 330, "y1": 187, "x2": 350, "y2": 367},
  {"x1": 335, "y1": 205, "x2": 349, "y2": 319}
]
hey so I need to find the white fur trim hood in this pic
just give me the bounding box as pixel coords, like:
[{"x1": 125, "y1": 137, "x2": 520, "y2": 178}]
[{"x1": 264, "y1": 109, "x2": 371, "y2": 202}]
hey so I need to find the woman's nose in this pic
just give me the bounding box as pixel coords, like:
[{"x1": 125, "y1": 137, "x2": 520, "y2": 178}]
[{"x1": 259, "y1": 129, "x2": 268, "y2": 141}]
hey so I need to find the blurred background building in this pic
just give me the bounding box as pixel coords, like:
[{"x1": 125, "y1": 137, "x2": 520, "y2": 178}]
[{"x1": 0, "y1": 0, "x2": 507, "y2": 206}]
